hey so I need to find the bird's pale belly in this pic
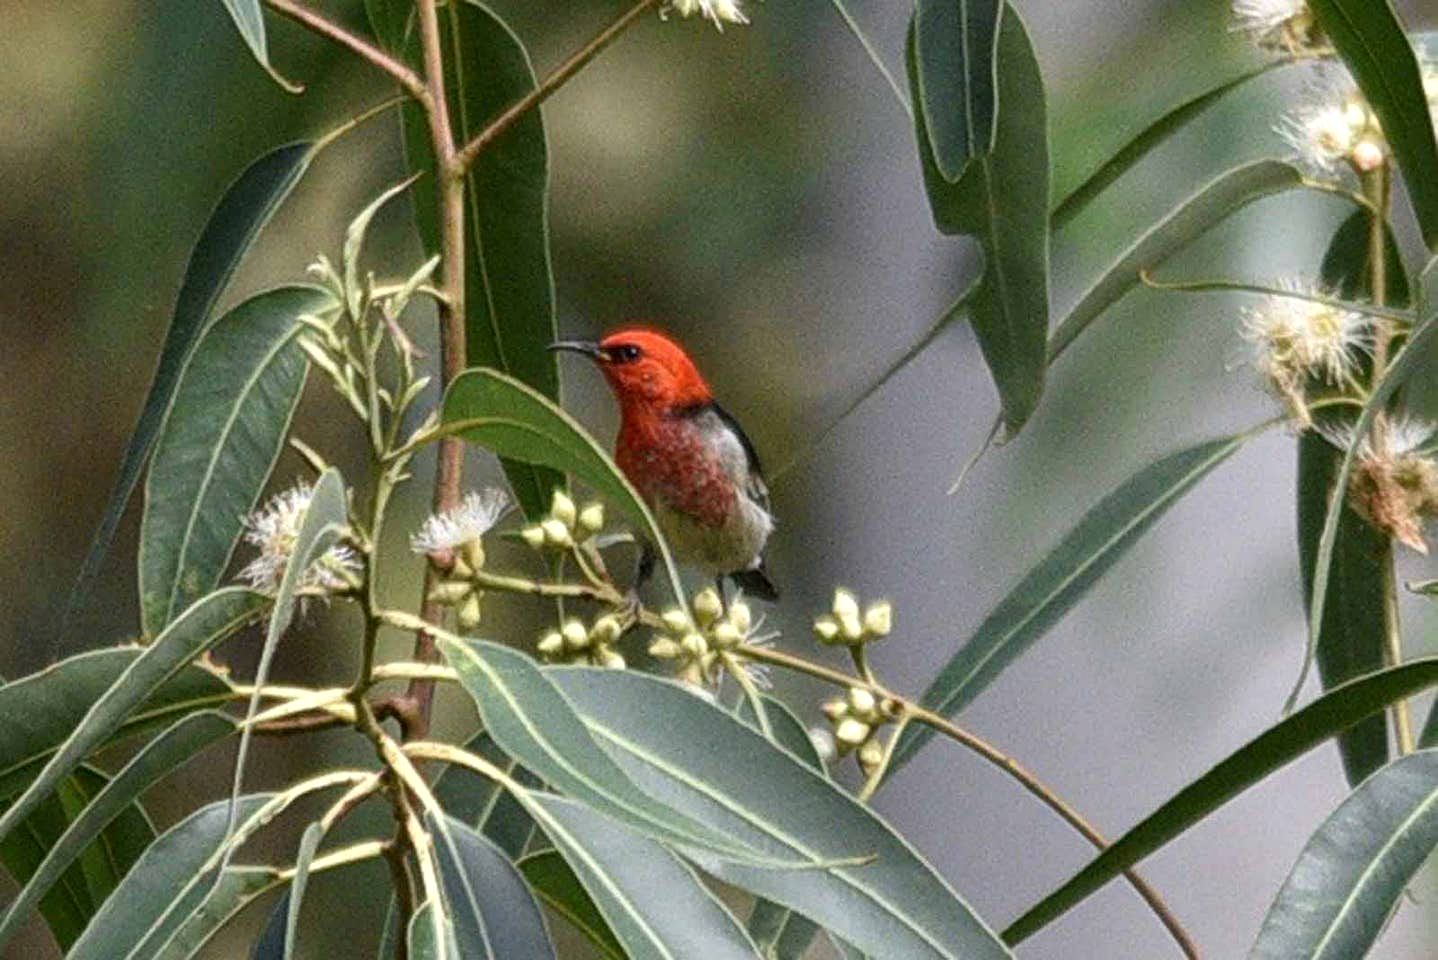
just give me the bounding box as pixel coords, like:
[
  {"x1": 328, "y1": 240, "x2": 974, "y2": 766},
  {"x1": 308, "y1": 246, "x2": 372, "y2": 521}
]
[{"x1": 652, "y1": 493, "x2": 772, "y2": 575}]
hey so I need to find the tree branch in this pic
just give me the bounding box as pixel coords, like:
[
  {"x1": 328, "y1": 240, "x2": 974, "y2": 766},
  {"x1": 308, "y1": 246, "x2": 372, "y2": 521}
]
[{"x1": 264, "y1": 0, "x2": 431, "y2": 105}]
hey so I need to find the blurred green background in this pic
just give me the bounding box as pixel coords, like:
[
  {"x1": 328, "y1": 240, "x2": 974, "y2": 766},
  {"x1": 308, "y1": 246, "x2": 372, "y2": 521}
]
[{"x1": 3, "y1": 0, "x2": 1438, "y2": 956}]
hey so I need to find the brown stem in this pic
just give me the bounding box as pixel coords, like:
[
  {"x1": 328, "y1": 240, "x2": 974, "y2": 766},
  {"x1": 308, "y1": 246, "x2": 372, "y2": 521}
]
[
  {"x1": 453, "y1": 0, "x2": 660, "y2": 171},
  {"x1": 738, "y1": 643, "x2": 1200, "y2": 959},
  {"x1": 263, "y1": 0, "x2": 430, "y2": 105},
  {"x1": 405, "y1": 0, "x2": 470, "y2": 740}
]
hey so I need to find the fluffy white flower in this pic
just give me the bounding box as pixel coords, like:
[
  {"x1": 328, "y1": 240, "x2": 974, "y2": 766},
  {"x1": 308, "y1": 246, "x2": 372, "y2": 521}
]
[
  {"x1": 1242, "y1": 282, "x2": 1370, "y2": 391},
  {"x1": 1319, "y1": 415, "x2": 1438, "y2": 461},
  {"x1": 239, "y1": 483, "x2": 359, "y2": 594},
  {"x1": 1276, "y1": 76, "x2": 1384, "y2": 175},
  {"x1": 665, "y1": 0, "x2": 748, "y2": 30},
  {"x1": 410, "y1": 489, "x2": 510, "y2": 555},
  {"x1": 1231, "y1": 0, "x2": 1319, "y2": 52}
]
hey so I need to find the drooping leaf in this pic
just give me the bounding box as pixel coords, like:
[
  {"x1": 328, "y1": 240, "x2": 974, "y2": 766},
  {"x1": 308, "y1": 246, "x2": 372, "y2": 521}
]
[
  {"x1": 436, "y1": 638, "x2": 792, "y2": 867},
  {"x1": 0, "y1": 711, "x2": 235, "y2": 951},
  {"x1": 518, "y1": 850, "x2": 625, "y2": 960},
  {"x1": 433, "y1": 731, "x2": 537, "y2": 860},
  {"x1": 0, "y1": 648, "x2": 235, "y2": 801},
  {"x1": 0, "y1": 589, "x2": 263, "y2": 850},
  {"x1": 67, "y1": 794, "x2": 271, "y2": 960},
  {"x1": 892, "y1": 434, "x2": 1249, "y2": 771},
  {"x1": 443, "y1": 368, "x2": 686, "y2": 602},
  {"x1": 252, "y1": 891, "x2": 289, "y2": 960},
  {"x1": 401, "y1": 0, "x2": 561, "y2": 517},
  {"x1": 407, "y1": 900, "x2": 459, "y2": 960},
  {"x1": 1002, "y1": 656, "x2": 1438, "y2": 945},
  {"x1": 150, "y1": 866, "x2": 280, "y2": 960},
  {"x1": 67, "y1": 141, "x2": 313, "y2": 640},
  {"x1": 138, "y1": 284, "x2": 330, "y2": 636},
  {"x1": 1309, "y1": 0, "x2": 1438, "y2": 249},
  {"x1": 910, "y1": 0, "x2": 1001, "y2": 180},
  {"x1": 908, "y1": 4, "x2": 1049, "y2": 433},
  {"x1": 428, "y1": 813, "x2": 556, "y2": 959},
  {"x1": 549, "y1": 667, "x2": 1012, "y2": 960},
  {"x1": 525, "y1": 793, "x2": 762, "y2": 960},
  {"x1": 59, "y1": 769, "x2": 155, "y2": 931},
  {"x1": 1049, "y1": 160, "x2": 1305, "y2": 362},
  {"x1": 281, "y1": 822, "x2": 324, "y2": 959},
  {"x1": 1251, "y1": 749, "x2": 1438, "y2": 958}
]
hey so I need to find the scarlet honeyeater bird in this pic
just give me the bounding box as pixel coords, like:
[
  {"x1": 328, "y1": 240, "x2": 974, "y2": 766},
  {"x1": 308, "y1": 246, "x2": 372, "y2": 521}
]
[{"x1": 551, "y1": 328, "x2": 778, "y2": 601}]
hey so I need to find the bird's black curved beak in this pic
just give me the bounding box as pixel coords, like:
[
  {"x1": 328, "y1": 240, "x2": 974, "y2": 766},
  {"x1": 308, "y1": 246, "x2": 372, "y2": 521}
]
[{"x1": 548, "y1": 340, "x2": 602, "y2": 361}]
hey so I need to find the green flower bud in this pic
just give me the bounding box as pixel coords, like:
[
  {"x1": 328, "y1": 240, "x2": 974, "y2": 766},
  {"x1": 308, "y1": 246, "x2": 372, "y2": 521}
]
[
  {"x1": 458, "y1": 592, "x2": 483, "y2": 629},
  {"x1": 578, "y1": 502, "x2": 605, "y2": 535},
  {"x1": 550, "y1": 490, "x2": 578, "y2": 528},
  {"x1": 521, "y1": 524, "x2": 546, "y2": 550},
  {"x1": 693, "y1": 587, "x2": 723, "y2": 627},
  {"x1": 562, "y1": 618, "x2": 589, "y2": 651}
]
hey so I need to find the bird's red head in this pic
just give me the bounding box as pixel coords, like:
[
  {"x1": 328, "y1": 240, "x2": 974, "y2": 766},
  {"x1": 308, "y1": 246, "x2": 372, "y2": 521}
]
[{"x1": 552, "y1": 327, "x2": 713, "y2": 414}]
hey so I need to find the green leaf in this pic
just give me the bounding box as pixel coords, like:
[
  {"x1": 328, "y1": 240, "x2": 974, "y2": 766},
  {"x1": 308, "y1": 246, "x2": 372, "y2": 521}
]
[
  {"x1": 1251, "y1": 748, "x2": 1438, "y2": 958},
  {"x1": 548, "y1": 667, "x2": 1012, "y2": 960},
  {"x1": 402, "y1": 0, "x2": 561, "y2": 518},
  {"x1": 525, "y1": 793, "x2": 762, "y2": 960},
  {"x1": 67, "y1": 141, "x2": 313, "y2": 639},
  {"x1": 428, "y1": 813, "x2": 556, "y2": 959},
  {"x1": 518, "y1": 850, "x2": 625, "y2": 960},
  {"x1": 138, "y1": 285, "x2": 329, "y2": 636},
  {"x1": 443, "y1": 367, "x2": 685, "y2": 602},
  {"x1": 0, "y1": 589, "x2": 263, "y2": 851},
  {"x1": 1048, "y1": 160, "x2": 1305, "y2": 362},
  {"x1": 1309, "y1": 0, "x2": 1438, "y2": 249},
  {"x1": 220, "y1": 0, "x2": 300, "y2": 92},
  {"x1": 910, "y1": 0, "x2": 1001, "y2": 180},
  {"x1": 1002, "y1": 656, "x2": 1438, "y2": 945},
  {"x1": 61, "y1": 768, "x2": 155, "y2": 929},
  {"x1": 433, "y1": 731, "x2": 537, "y2": 860},
  {"x1": 892, "y1": 434, "x2": 1249, "y2": 771},
  {"x1": 1051, "y1": 62, "x2": 1292, "y2": 229},
  {"x1": 0, "y1": 711, "x2": 234, "y2": 951},
  {"x1": 281, "y1": 822, "x2": 324, "y2": 959},
  {"x1": 436, "y1": 638, "x2": 789, "y2": 866},
  {"x1": 0, "y1": 648, "x2": 235, "y2": 801},
  {"x1": 908, "y1": 4, "x2": 1049, "y2": 433},
  {"x1": 67, "y1": 794, "x2": 271, "y2": 960},
  {"x1": 407, "y1": 901, "x2": 459, "y2": 960}
]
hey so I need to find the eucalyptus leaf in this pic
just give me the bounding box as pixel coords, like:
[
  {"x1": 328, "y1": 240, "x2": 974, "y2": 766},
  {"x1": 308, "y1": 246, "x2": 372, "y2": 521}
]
[
  {"x1": 1309, "y1": 0, "x2": 1438, "y2": 249},
  {"x1": 893, "y1": 433, "x2": 1249, "y2": 771},
  {"x1": 525, "y1": 793, "x2": 762, "y2": 960},
  {"x1": 908, "y1": 4, "x2": 1049, "y2": 433},
  {"x1": 151, "y1": 866, "x2": 280, "y2": 960},
  {"x1": 282, "y1": 822, "x2": 324, "y2": 959},
  {"x1": 67, "y1": 141, "x2": 313, "y2": 641},
  {"x1": 0, "y1": 648, "x2": 235, "y2": 801},
  {"x1": 219, "y1": 0, "x2": 300, "y2": 91},
  {"x1": 428, "y1": 813, "x2": 556, "y2": 959},
  {"x1": 910, "y1": 0, "x2": 1001, "y2": 180},
  {"x1": 1003, "y1": 656, "x2": 1438, "y2": 945},
  {"x1": 443, "y1": 368, "x2": 686, "y2": 602},
  {"x1": 518, "y1": 850, "x2": 625, "y2": 960},
  {"x1": 0, "y1": 711, "x2": 235, "y2": 951},
  {"x1": 407, "y1": 900, "x2": 459, "y2": 960},
  {"x1": 401, "y1": 0, "x2": 561, "y2": 517},
  {"x1": 549, "y1": 667, "x2": 1012, "y2": 960},
  {"x1": 0, "y1": 588, "x2": 263, "y2": 851},
  {"x1": 1250, "y1": 749, "x2": 1438, "y2": 959},
  {"x1": 138, "y1": 284, "x2": 330, "y2": 635},
  {"x1": 432, "y1": 730, "x2": 537, "y2": 860}
]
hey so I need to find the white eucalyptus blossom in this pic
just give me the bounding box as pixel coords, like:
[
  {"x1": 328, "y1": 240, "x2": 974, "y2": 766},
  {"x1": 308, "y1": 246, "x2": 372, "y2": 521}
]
[
  {"x1": 1320, "y1": 415, "x2": 1438, "y2": 554},
  {"x1": 239, "y1": 483, "x2": 359, "y2": 594},
  {"x1": 410, "y1": 489, "x2": 510, "y2": 556},
  {"x1": 1230, "y1": 0, "x2": 1320, "y2": 53},
  {"x1": 1276, "y1": 76, "x2": 1385, "y2": 175},
  {"x1": 1241, "y1": 283, "x2": 1370, "y2": 420},
  {"x1": 664, "y1": 0, "x2": 748, "y2": 30}
]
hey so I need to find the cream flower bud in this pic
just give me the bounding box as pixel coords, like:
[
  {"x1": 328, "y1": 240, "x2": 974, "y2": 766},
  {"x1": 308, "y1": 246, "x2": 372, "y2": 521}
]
[
  {"x1": 681, "y1": 633, "x2": 709, "y2": 659},
  {"x1": 562, "y1": 618, "x2": 589, "y2": 651},
  {"x1": 813, "y1": 616, "x2": 841, "y2": 644},
  {"x1": 711, "y1": 622, "x2": 742, "y2": 649},
  {"x1": 834, "y1": 718, "x2": 871, "y2": 749},
  {"x1": 458, "y1": 592, "x2": 483, "y2": 629},
  {"x1": 426, "y1": 580, "x2": 471, "y2": 606},
  {"x1": 809, "y1": 727, "x2": 836, "y2": 762},
  {"x1": 460, "y1": 538, "x2": 486, "y2": 573},
  {"x1": 833, "y1": 589, "x2": 863, "y2": 640},
  {"x1": 847, "y1": 686, "x2": 877, "y2": 716},
  {"x1": 863, "y1": 601, "x2": 893, "y2": 638},
  {"x1": 693, "y1": 587, "x2": 723, "y2": 627},
  {"x1": 857, "y1": 737, "x2": 885, "y2": 773},
  {"x1": 578, "y1": 502, "x2": 605, "y2": 535},
  {"x1": 541, "y1": 518, "x2": 573, "y2": 548},
  {"x1": 590, "y1": 615, "x2": 622, "y2": 645},
  {"x1": 596, "y1": 648, "x2": 627, "y2": 670},
  {"x1": 521, "y1": 525, "x2": 546, "y2": 550},
  {"x1": 649, "y1": 638, "x2": 682, "y2": 660},
  {"x1": 662, "y1": 608, "x2": 692, "y2": 634},
  {"x1": 821, "y1": 698, "x2": 846, "y2": 721},
  {"x1": 538, "y1": 631, "x2": 564, "y2": 658},
  {"x1": 1352, "y1": 138, "x2": 1385, "y2": 172},
  {"x1": 729, "y1": 601, "x2": 752, "y2": 635},
  {"x1": 550, "y1": 490, "x2": 577, "y2": 528}
]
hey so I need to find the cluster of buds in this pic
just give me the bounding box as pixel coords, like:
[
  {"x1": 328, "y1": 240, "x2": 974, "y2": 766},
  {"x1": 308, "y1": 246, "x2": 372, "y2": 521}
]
[
  {"x1": 538, "y1": 615, "x2": 626, "y2": 670},
  {"x1": 813, "y1": 588, "x2": 892, "y2": 647},
  {"x1": 1326, "y1": 418, "x2": 1438, "y2": 554},
  {"x1": 821, "y1": 686, "x2": 900, "y2": 776},
  {"x1": 649, "y1": 587, "x2": 763, "y2": 688},
  {"x1": 1241, "y1": 285, "x2": 1370, "y2": 425},
  {"x1": 1278, "y1": 78, "x2": 1387, "y2": 176},
  {"x1": 520, "y1": 490, "x2": 605, "y2": 552},
  {"x1": 414, "y1": 489, "x2": 511, "y2": 629},
  {"x1": 1231, "y1": 0, "x2": 1323, "y2": 55}
]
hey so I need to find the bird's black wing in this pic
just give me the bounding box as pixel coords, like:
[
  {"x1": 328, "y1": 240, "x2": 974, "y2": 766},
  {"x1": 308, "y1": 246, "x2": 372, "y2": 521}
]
[{"x1": 706, "y1": 400, "x2": 771, "y2": 515}]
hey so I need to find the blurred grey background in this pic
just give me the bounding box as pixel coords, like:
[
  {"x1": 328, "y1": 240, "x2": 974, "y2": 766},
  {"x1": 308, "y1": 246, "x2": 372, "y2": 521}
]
[{"x1": 2, "y1": 0, "x2": 1437, "y2": 956}]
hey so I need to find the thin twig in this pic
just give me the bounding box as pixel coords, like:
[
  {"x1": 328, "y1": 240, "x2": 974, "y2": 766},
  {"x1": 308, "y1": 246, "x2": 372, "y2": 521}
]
[
  {"x1": 1139, "y1": 269, "x2": 1414, "y2": 324},
  {"x1": 264, "y1": 0, "x2": 430, "y2": 105},
  {"x1": 453, "y1": 0, "x2": 660, "y2": 171}
]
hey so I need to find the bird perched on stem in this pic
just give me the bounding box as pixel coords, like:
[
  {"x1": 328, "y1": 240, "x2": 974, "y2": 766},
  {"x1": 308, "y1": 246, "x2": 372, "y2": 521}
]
[{"x1": 551, "y1": 328, "x2": 778, "y2": 601}]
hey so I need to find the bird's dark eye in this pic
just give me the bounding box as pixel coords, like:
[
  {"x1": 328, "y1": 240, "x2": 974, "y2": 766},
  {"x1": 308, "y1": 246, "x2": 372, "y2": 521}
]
[{"x1": 608, "y1": 344, "x2": 642, "y2": 364}]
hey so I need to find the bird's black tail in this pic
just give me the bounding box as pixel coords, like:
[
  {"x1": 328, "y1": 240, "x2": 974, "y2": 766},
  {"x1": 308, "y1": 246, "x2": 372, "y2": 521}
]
[{"x1": 730, "y1": 563, "x2": 779, "y2": 602}]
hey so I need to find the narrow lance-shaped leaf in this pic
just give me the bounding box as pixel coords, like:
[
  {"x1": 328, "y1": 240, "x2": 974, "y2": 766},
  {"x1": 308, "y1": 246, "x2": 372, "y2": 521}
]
[
  {"x1": 443, "y1": 368, "x2": 686, "y2": 603},
  {"x1": 908, "y1": 4, "x2": 1049, "y2": 433},
  {"x1": 892, "y1": 433, "x2": 1249, "y2": 771},
  {"x1": 910, "y1": 0, "x2": 1001, "y2": 180},
  {"x1": 138, "y1": 284, "x2": 329, "y2": 636},
  {"x1": 523, "y1": 793, "x2": 762, "y2": 960},
  {"x1": 66, "y1": 141, "x2": 313, "y2": 640},
  {"x1": 1250, "y1": 749, "x2": 1438, "y2": 959},
  {"x1": 549, "y1": 666, "x2": 1013, "y2": 960},
  {"x1": 0, "y1": 588, "x2": 264, "y2": 850},
  {"x1": 0, "y1": 710, "x2": 235, "y2": 951},
  {"x1": 1002, "y1": 656, "x2": 1438, "y2": 945},
  {"x1": 281, "y1": 822, "x2": 324, "y2": 959},
  {"x1": 0, "y1": 648, "x2": 235, "y2": 800},
  {"x1": 518, "y1": 850, "x2": 625, "y2": 960},
  {"x1": 401, "y1": 0, "x2": 562, "y2": 517},
  {"x1": 1309, "y1": 0, "x2": 1438, "y2": 249},
  {"x1": 220, "y1": 0, "x2": 301, "y2": 92}
]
